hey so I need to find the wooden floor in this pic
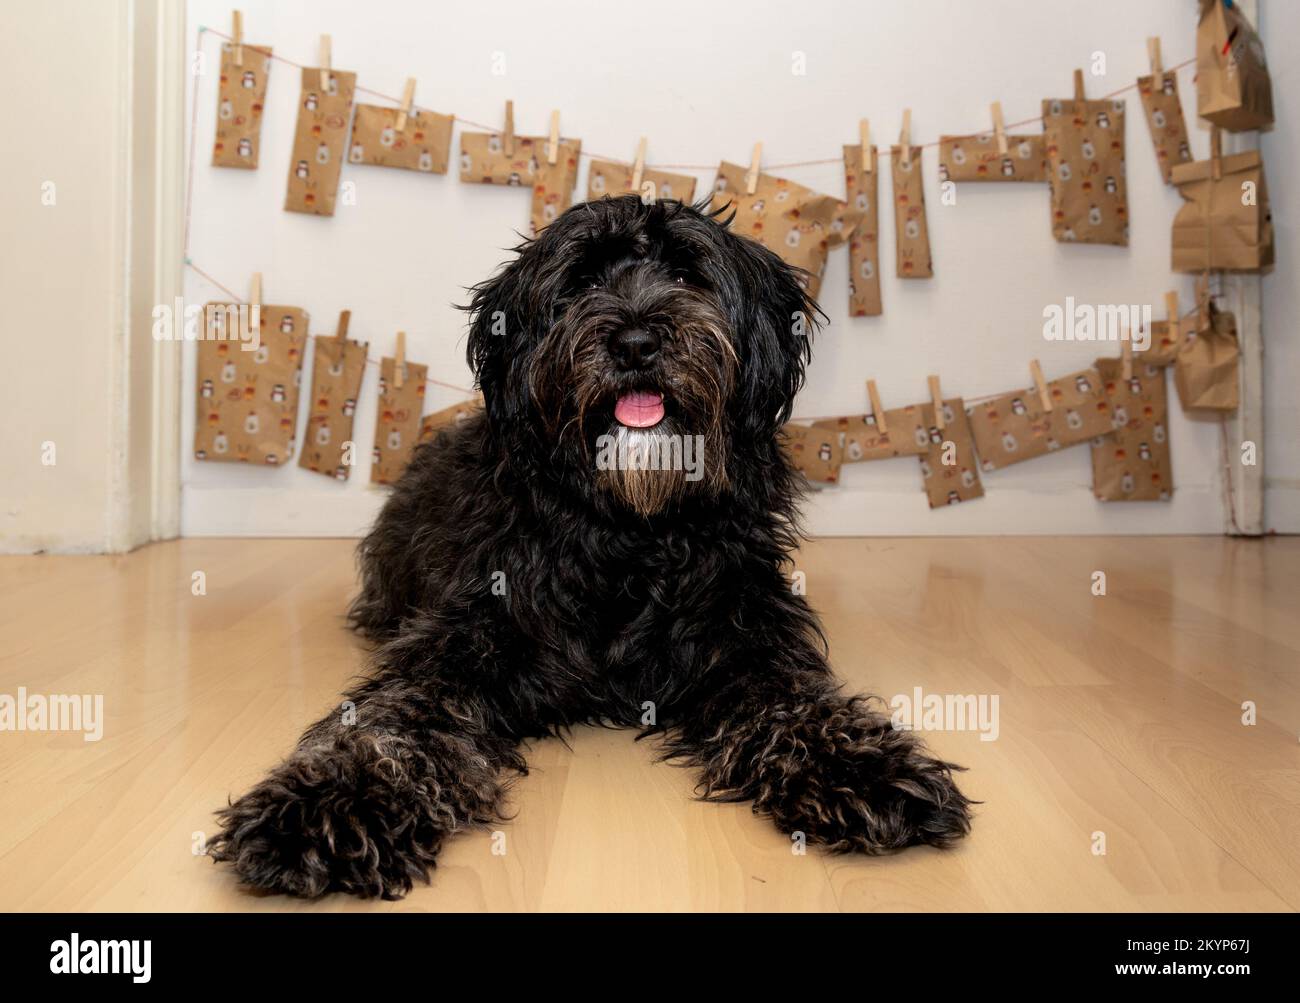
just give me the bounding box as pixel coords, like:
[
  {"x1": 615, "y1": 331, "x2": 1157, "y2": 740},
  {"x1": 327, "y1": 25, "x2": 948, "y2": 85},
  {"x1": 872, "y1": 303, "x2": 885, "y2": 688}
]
[{"x1": 0, "y1": 536, "x2": 1297, "y2": 912}]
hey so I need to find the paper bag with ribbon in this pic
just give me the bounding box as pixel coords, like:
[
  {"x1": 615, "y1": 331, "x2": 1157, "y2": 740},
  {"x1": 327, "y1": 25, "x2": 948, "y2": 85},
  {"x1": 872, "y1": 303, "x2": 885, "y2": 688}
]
[
  {"x1": 918, "y1": 398, "x2": 984, "y2": 507},
  {"x1": 781, "y1": 423, "x2": 842, "y2": 485},
  {"x1": 587, "y1": 161, "x2": 697, "y2": 205},
  {"x1": 843, "y1": 144, "x2": 882, "y2": 316},
  {"x1": 1171, "y1": 144, "x2": 1273, "y2": 273},
  {"x1": 1043, "y1": 82, "x2": 1129, "y2": 246},
  {"x1": 285, "y1": 67, "x2": 357, "y2": 215},
  {"x1": 1197, "y1": 0, "x2": 1273, "y2": 132},
  {"x1": 371, "y1": 356, "x2": 428, "y2": 485},
  {"x1": 299, "y1": 325, "x2": 368, "y2": 481},
  {"x1": 1174, "y1": 300, "x2": 1239, "y2": 414},
  {"x1": 966, "y1": 366, "x2": 1113, "y2": 471},
  {"x1": 1091, "y1": 358, "x2": 1173, "y2": 502},
  {"x1": 213, "y1": 41, "x2": 271, "y2": 168}
]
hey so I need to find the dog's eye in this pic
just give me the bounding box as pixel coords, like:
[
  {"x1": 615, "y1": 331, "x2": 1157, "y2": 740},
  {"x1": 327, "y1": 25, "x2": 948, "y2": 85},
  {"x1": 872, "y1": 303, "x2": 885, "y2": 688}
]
[{"x1": 675, "y1": 276, "x2": 685, "y2": 286}]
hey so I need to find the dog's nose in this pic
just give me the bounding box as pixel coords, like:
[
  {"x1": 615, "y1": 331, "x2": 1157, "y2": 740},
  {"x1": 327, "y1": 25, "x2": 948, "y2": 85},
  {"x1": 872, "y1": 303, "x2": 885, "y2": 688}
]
[{"x1": 609, "y1": 327, "x2": 660, "y2": 370}]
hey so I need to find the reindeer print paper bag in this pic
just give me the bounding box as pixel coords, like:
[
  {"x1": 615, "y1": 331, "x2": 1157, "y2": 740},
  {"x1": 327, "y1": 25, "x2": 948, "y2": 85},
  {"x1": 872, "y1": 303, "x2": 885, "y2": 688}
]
[
  {"x1": 938, "y1": 134, "x2": 1047, "y2": 183},
  {"x1": 419, "y1": 396, "x2": 484, "y2": 445},
  {"x1": 349, "y1": 104, "x2": 453, "y2": 175},
  {"x1": 587, "y1": 161, "x2": 696, "y2": 205},
  {"x1": 371, "y1": 357, "x2": 428, "y2": 485},
  {"x1": 843, "y1": 145, "x2": 882, "y2": 316},
  {"x1": 285, "y1": 68, "x2": 357, "y2": 216},
  {"x1": 966, "y1": 369, "x2": 1113, "y2": 471},
  {"x1": 1091, "y1": 358, "x2": 1172, "y2": 502},
  {"x1": 299, "y1": 335, "x2": 368, "y2": 480},
  {"x1": 195, "y1": 304, "x2": 307, "y2": 465},
  {"x1": 459, "y1": 132, "x2": 583, "y2": 236},
  {"x1": 1042, "y1": 96, "x2": 1128, "y2": 245},
  {"x1": 212, "y1": 41, "x2": 271, "y2": 168},
  {"x1": 814, "y1": 406, "x2": 928, "y2": 462},
  {"x1": 1137, "y1": 71, "x2": 1193, "y2": 184},
  {"x1": 918, "y1": 399, "x2": 983, "y2": 508},
  {"x1": 781, "y1": 423, "x2": 842, "y2": 485},
  {"x1": 890, "y1": 146, "x2": 933, "y2": 277}
]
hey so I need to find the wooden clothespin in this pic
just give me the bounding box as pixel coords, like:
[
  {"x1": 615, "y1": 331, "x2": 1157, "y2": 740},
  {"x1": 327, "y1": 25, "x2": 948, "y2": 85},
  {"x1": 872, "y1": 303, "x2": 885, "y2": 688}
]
[
  {"x1": 859, "y1": 119, "x2": 872, "y2": 173},
  {"x1": 745, "y1": 143, "x2": 762, "y2": 195},
  {"x1": 1147, "y1": 36, "x2": 1163, "y2": 79},
  {"x1": 319, "y1": 35, "x2": 331, "y2": 91},
  {"x1": 928, "y1": 375, "x2": 945, "y2": 430},
  {"x1": 248, "y1": 272, "x2": 262, "y2": 333},
  {"x1": 546, "y1": 111, "x2": 560, "y2": 166},
  {"x1": 1165, "y1": 290, "x2": 1179, "y2": 326},
  {"x1": 630, "y1": 137, "x2": 647, "y2": 191},
  {"x1": 394, "y1": 331, "x2": 406, "y2": 389},
  {"x1": 1210, "y1": 126, "x2": 1222, "y2": 181},
  {"x1": 900, "y1": 109, "x2": 912, "y2": 167},
  {"x1": 1029, "y1": 359, "x2": 1053, "y2": 413},
  {"x1": 232, "y1": 10, "x2": 243, "y2": 66},
  {"x1": 335, "y1": 309, "x2": 351, "y2": 343},
  {"x1": 990, "y1": 101, "x2": 1007, "y2": 156},
  {"x1": 1073, "y1": 68, "x2": 1086, "y2": 116},
  {"x1": 1121, "y1": 327, "x2": 1134, "y2": 382},
  {"x1": 503, "y1": 100, "x2": 515, "y2": 156},
  {"x1": 396, "y1": 78, "x2": 416, "y2": 132},
  {"x1": 866, "y1": 379, "x2": 888, "y2": 435}
]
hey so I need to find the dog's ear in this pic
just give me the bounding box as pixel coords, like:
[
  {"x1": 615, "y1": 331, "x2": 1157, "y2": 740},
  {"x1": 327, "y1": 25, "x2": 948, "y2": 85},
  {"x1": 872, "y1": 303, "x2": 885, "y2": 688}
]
[{"x1": 463, "y1": 255, "x2": 518, "y2": 427}]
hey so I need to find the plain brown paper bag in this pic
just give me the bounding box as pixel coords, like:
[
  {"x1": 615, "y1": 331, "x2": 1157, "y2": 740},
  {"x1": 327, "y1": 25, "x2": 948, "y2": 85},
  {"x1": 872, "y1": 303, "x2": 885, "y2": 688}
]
[
  {"x1": 1171, "y1": 149, "x2": 1273, "y2": 273},
  {"x1": 1197, "y1": 0, "x2": 1273, "y2": 132},
  {"x1": 1174, "y1": 304, "x2": 1239, "y2": 413}
]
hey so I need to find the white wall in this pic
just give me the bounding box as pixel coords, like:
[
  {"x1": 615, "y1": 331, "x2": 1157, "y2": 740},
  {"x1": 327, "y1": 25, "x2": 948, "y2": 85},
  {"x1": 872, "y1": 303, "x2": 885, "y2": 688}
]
[{"x1": 179, "y1": 0, "x2": 1287, "y2": 537}]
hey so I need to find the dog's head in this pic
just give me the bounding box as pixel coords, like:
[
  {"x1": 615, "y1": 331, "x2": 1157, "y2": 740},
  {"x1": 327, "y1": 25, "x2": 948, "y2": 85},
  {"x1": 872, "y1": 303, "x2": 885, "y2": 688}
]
[{"x1": 465, "y1": 196, "x2": 819, "y2": 515}]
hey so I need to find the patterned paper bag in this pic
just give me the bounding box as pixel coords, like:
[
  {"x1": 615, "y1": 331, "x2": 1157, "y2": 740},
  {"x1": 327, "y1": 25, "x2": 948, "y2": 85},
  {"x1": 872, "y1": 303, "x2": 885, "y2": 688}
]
[
  {"x1": 419, "y1": 395, "x2": 484, "y2": 444},
  {"x1": 586, "y1": 160, "x2": 697, "y2": 204},
  {"x1": 1197, "y1": 0, "x2": 1273, "y2": 132},
  {"x1": 890, "y1": 146, "x2": 933, "y2": 277},
  {"x1": 195, "y1": 304, "x2": 308, "y2": 465},
  {"x1": 212, "y1": 42, "x2": 271, "y2": 168},
  {"x1": 1136, "y1": 314, "x2": 1191, "y2": 369},
  {"x1": 1174, "y1": 304, "x2": 1239, "y2": 413},
  {"x1": 842, "y1": 145, "x2": 882, "y2": 316},
  {"x1": 814, "y1": 406, "x2": 928, "y2": 462},
  {"x1": 966, "y1": 368, "x2": 1113, "y2": 471},
  {"x1": 1042, "y1": 95, "x2": 1128, "y2": 245},
  {"x1": 781, "y1": 423, "x2": 842, "y2": 485},
  {"x1": 938, "y1": 134, "x2": 1046, "y2": 182},
  {"x1": 285, "y1": 68, "x2": 357, "y2": 216},
  {"x1": 299, "y1": 335, "x2": 368, "y2": 480},
  {"x1": 1137, "y1": 71, "x2": 1193, "y2": 184},
  {"x1": 918, "y1": 399, "x2": 984, "y2": 507},
  {"x1": 1171, "y1": 149, "x2": 1273, "y2": 273},
  {"x1": 711, "y1": 162, "x2": 862, "y2": 300},
  {"x1": 371, "y1": 357, "x2": 428, "y2": 485},
  {"x1": 348, "y1": 104, "x2": 453, "y2": 174},
  {"x1": 1091, "y1": 358, "x2": 1173, "y2": 502},
  {"x1": 458, "y1": 133, "x2": 583, "y2": 236}
]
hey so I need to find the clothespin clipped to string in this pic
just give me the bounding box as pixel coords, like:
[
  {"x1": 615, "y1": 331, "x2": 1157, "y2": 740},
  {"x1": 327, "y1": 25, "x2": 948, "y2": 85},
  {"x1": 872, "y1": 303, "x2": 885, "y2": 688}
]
[
  {"x1": 319, "y1": 35, "x2": 331, "y2": 91},
  {"x1": 1210, "y1": 126, "x2": 1223, "y2": 181},
  {"x1": 394, "y1": 331, "x2": 406, "y2": 389},
  {"x1": 1147, "y1": 36, "x2": 1163, "y2": 79},
  {"x1": 859, "y1": 119, "x2": 872, "y2": 172},
  {"x1": 990, "y1": 101, "x2": 1007, "y2": 156},
  {"x1": 1165, "y1": 290, "x2": 1179, "y2": 328},
  {"x1": 1121, "y1": 326, "x2": 1134, "y2": 382},
  {"x1": 630, "y1": 137, "x2": 647, "y2": 192},
  {"x1": 396, "y1": 78, "x2": 416, "y2": 133},
  {"x1": 232, "y1": 10, "x2": 243, "y2": 66},
  {"x1": 248, "y1": 272, "x2": 262, "y2": 335},
  {"x1": 547, "y1": 111, "x2": 561, "y2": 166},
  {"x1": 502, "y1": 100, "x2": 515, "y2": 157},
  {"x1": 866, "y1": 379, "x2": 888, "y2": 435},
  {"x1": 1073, "y1": 68, "x2": 1086, "y2": 116},
  {"x1": 928, "y1": 375, "x2": 945, "y2": 430},
  {"x1": 900, "y1": 109, "x2": 912, "y2": 168},
  {"x1": 1029, "y1": 359, "x2": 1053, "y2": 413},
  {"x1": 334, "y1": 309, "x2": 351, "y2": 344},
  {"x1": 745, "y1": 143, "x2": 762, "y2": 195}
]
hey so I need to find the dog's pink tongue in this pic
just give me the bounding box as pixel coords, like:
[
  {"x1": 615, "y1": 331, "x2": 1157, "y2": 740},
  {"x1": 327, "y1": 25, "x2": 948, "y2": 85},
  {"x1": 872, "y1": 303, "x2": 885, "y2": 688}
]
[{"x1": 614, "y1": 391, "x2": 665, "y2": 428}]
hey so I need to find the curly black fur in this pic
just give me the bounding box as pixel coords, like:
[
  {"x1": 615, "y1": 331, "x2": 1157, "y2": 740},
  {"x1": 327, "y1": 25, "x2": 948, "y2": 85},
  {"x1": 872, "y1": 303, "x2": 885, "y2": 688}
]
[{"x1": 209, "y1": 196, "x2": 971, "y2": 898}]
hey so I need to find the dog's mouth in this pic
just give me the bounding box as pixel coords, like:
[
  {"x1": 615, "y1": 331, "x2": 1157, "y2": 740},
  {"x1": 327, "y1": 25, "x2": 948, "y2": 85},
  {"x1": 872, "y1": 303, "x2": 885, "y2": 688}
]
[{"x1": 613, "y1": 390, "x2": 666, "y2": 429}]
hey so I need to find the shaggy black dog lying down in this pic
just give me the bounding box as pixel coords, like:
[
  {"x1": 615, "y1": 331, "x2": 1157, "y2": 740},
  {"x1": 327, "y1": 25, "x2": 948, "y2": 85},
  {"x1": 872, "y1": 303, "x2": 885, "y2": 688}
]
[{"x1": 209, "y1": 196, "x2": 971, "y2": 898}]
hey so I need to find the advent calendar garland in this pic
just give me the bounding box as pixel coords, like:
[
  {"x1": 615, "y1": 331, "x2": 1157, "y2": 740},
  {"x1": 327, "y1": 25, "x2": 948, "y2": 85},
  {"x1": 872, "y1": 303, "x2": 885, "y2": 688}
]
[{"x1": 190, "y1": 1, "x2": 1274, "y2": 509}]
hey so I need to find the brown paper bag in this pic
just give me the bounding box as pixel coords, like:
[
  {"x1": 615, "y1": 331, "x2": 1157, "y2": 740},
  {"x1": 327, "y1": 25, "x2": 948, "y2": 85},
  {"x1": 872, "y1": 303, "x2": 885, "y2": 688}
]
[
  {"x1": 1171, "y1": 149, "x2": 1273, "y2": 273},
  {"x1": 781, "y1": 423, "x2": 842, "y2": 484},
  {"x1": 285, "y1": 68, "x2": 357, "y2": 216},
  {"x1": 586, "y1": 161, "x2": 697, "y2": 204},
  {"x1": 419, "y1": 396, "x2": 484, "y2": 444},
  {"x1": 195, "y1": 303, "x2": 307, "y2": 465},
  {"x1": 842, "y1": 145, "x2": 882, "y2": 316},
  {"x1": 371, "y1": 357, "x2": 428, "y2": 484},
  {"x1": 348, "y1": 104, "x2": 453, "y2": 174},
  {"x1": 1174, "y1": 304, "x2": 1239, "y2": 413},
  {"x1": 1043, "y1": 96, "x2": 1128, "y2": 245},
  {"x1": 711, "y1": 162, "x2": 862, "y2": 300},
  {"x1": 814, "y1": 406, "x2": 928, "y2": 462},
  {"x1": 212, "y1": 42, "x2": 271, "y2": 168},
  {"x1": 967, "y1": 368, "x2": 1113, "y2": 471},
  {"x1": 890, "y1": 146, "x2": 933, "y2": 277},
  {"x1": 298, "y1": 335, "x2": 368, "y2": 480},
  {"x1": 918, "y1": 399, "x2": 984, "y2": 507},
  {"x1": 1197, "y1": 0, "x2": 1273, "y2": 132},
  {"x1": 938, "y1": 134, "x2": 1046, "y2": 182},
  {"x1": 1091, "y1": 358, "x2": 1173, "y2": 501},
  {"x1": 458, "y1": 133, "x2": 583, "y2": 236},
  {"x1": 1137, "y1": 72, "x2": 1193, "y2": 184}
]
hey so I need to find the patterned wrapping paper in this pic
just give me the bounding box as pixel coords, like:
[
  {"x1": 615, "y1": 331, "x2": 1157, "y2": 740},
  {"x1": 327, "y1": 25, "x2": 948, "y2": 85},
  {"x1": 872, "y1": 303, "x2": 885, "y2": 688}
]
[
  {"x1": 1170, "y1": 150, "x2": 1273, "y2": 273},
  {"x1": 195, "y1": 304, "x2": 308, "y2": 466},
  {"x1": 458, "y1": 133, "x2": 583, "y2": 236},
  {"x1": 917, "y1": 399, "x2": 984, "y2": 508},
  {"x1": 813, "y1": 406, "x2": 929, "y2": 462},
  {"x1": 1042, "y1": 97, "x2": 1128, "y2": 246},
  {"x1": 780, "y1": 423, "x2": 842, "y2": 484},
  {"x1": 890, "y1": 146, "x2": 933, "y2": 278},
  {"x1": 711, "y1": 162, "x2": 862, "y2": 300},
  {"x1": 966, "y1": 368, "x2": 1113, "y2": 472},
  {"x1": 348, "y1": 104, "x2": 454, "y2": 174},
  {"x1": 298, "y1": 335, "x2": 369, "y2": 480},
  {"x1": 586, "y1": 160, "x2": 697, "y2": 205},
  {"x1": 842, "y1": 145, "x2": 882, "y2": 316},
  {"x1": 212, "y1": 42, "x2": 272, "y2": 169},
  {"x1": 370, "y1": 357, "x2": 428, "y2": 485},
  {"x1": 1091, "y1": 358, "x2": 1173, "y2": 502},
  {"x1": 1135, "y1": 314, "x2": 1191, "y2": 369},
  {"x1": 938, "y1": 134, "x2": 1047, "y2": 182},
  {"x1": 1137, "y1": 71, "x2": 1193, "y2": 184},
  {"x1": 1196, "y1": 0, "x2": 1273, "y2": 132},
  {"x1": 285, "y1": 68, "x2": 357, "y2": 216},
  {"x1": 418, "y1": 396, "x2": 484, "y2": 444}
]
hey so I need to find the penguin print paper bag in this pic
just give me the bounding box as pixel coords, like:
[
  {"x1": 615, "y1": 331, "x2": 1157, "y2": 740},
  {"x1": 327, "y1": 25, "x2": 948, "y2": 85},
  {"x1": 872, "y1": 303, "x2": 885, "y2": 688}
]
[
  {"x1": 918, "y1": 399, "x2": 983, "y2": 508},
  {"x1": 1042, "y1": 97, "x2": 1128, "y2": 245},
  {"x1": 843, "y1": 145, "x2": 882, "y2": 316},
  {"x1": 966, "y1": 368, "x2": 1113, "y2": 471},
  {"x1": 814, "y1": 406, "x2": 928, "y2": 463},
  {"x1": 285, "y1": 68, "x2": 357, "y2": 216},
  {"x1": 348, "y1": 104, "x2": 453, "y2": 175},
  {"x1": 1137, "y1": 72, "x2": 1193, "y2": 184},
  {"x1": 299, "y1": 335, "x2": 368, "y2": 480},
  {"x1": 195, "y1": 304, "x2": 307, "y2": 465},
  {"x1": 890, "y1": 147, "x2": 933, "y2": 277},
  {"x1": 212, "y1": 42, "x2": 271, "y2": 168},
  {"x1": 1091, "y1": 359, "x2": 1173, "y2": 502},
  {"x1": 586, "y1": 161, "x2": 696, "y2": 205},
  {"x1": 419, "y1": 395, "x2": 484, "y2": 445},
  {"x1": 938, "y1": 134, "x2": 1046, "y2": 183},
  {"x1": 371, "y1": 357, "x2": 428, "y2": 485},
  {"x1": 781, "y1": 423, "x2": 842, "y2": 485},
  {"x1": 458, "y1": 133, "x2": 583, "y2": 236},
  {"x1": 1197, "y1": 0, "x2": 1273, "y2": 132}
]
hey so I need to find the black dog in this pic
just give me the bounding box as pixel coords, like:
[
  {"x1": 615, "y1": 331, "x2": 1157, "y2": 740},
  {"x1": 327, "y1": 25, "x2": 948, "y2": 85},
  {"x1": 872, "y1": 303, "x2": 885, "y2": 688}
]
[{"x1": 209, "y1": 196, "x2": 971, "y2": 898}]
